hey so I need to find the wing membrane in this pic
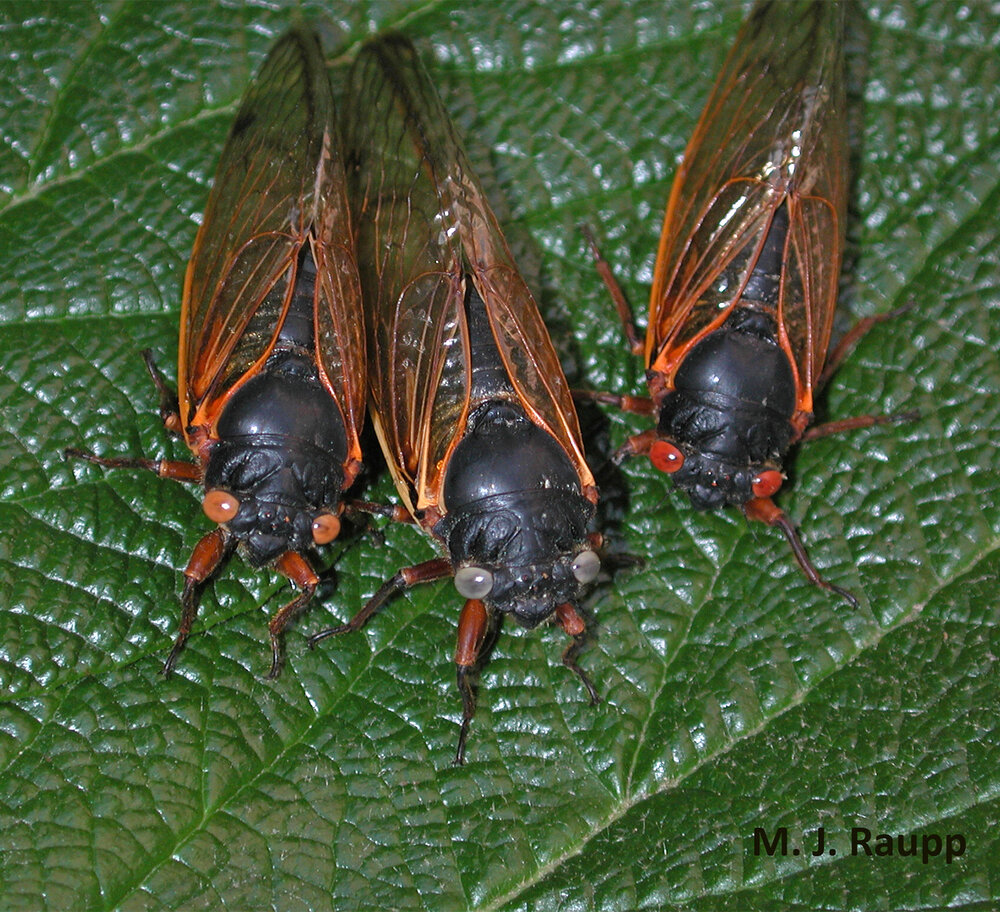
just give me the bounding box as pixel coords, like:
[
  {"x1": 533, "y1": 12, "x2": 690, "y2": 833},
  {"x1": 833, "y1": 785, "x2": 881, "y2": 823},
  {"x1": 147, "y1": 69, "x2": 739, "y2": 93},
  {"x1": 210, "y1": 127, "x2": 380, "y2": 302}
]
[{"x1": 647, "y1": 0, "x2": 846, "y2": 413}]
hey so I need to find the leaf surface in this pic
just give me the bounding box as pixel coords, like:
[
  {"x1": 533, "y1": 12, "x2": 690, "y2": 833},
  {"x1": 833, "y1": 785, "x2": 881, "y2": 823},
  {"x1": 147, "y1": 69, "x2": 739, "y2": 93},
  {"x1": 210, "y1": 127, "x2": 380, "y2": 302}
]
[{"x1": 1, "y1": 2, "x2": 997, "y2": 910}]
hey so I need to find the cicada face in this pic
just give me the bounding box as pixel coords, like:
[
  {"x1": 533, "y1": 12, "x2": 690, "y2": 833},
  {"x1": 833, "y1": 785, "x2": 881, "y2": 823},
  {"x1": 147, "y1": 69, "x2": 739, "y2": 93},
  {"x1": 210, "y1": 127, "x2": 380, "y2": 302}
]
[
  {"x1": 433, "y1": 399, "x2": 598, "y2": 627},
  {"x1": 450, "y1": 538, "x2": 600, "y2": 631}
]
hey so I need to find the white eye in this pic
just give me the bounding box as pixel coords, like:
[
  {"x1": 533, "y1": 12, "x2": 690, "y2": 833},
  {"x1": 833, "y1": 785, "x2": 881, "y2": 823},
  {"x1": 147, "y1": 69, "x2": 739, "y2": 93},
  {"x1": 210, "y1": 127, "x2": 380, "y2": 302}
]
[
  {"x1": 454, "y1": 566, "x2": 494, "y2": 600},
  {"x1": 571, "y1": 549, "x2": 600, "y2": 584}
]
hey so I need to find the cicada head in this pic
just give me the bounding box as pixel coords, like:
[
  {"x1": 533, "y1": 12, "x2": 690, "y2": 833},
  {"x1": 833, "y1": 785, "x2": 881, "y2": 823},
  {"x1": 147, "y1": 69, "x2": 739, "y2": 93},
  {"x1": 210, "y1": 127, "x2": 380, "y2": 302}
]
[
  {"x1": 649, "y1": 433, "x2": 786, "y2": 511},
  {"x1": 651, "y1": 310, "x2": 796, "y2": 510},
  {"x1": 440, "y1": 490, "x2": 599, "y2": 628},
  {"x1": 435, "y1": 402, "x2": 599, "y2": 627},
  {"x1": 202, "y1": 364, "x2": 349, "y2": 566}
]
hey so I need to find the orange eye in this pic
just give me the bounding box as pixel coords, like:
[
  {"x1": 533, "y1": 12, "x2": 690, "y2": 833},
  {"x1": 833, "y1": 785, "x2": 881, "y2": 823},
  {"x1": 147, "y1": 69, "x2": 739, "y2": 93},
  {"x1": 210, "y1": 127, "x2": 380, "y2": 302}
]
[
  {"x1": 203, "y1": 489, "x2": 240, "y2": 523},
  {"x1": 311, "y1": 513, "x2": 341, "y2": 544},
  {"x1": 751, "y1": 470, "x2": 783, "y2": 499},
  {"x1": 650, "y1": 440, "x2": 684, "y2": 474}
]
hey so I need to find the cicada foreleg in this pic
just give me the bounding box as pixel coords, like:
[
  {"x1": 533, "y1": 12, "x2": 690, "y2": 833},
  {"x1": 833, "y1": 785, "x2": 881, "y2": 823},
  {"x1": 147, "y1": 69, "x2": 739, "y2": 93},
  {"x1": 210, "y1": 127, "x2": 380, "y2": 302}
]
[
  {"x1": 307, "y1": 557, "x2": 454, "y2": 646},
  {"x1": 454, "y1": 597, "x2": 493, "y2": 765},
  {"x1": 555, "y1": 602, "x2": 599, "y2": 705},
  {"x1": 744, "y1": 496, "x2": 859, "y2": 610},
  {"x1": 611, "y1": 428, "x2": 659, "y2": 465},
  {"x1": 265, "y1": 551, "x2": 322, "y2": 679},
  {"x1": 164, "y1": 527, "x2": 233, "y2": 675}
]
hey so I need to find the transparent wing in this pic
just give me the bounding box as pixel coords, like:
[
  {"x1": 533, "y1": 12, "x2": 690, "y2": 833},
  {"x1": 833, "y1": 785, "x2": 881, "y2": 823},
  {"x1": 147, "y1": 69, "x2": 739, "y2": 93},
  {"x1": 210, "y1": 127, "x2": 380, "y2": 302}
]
[
  {"x1": 647, "y1": 0, "x2": 846, "y2": 414},
  {"x1": 313, "y1": 126, "x2": 367, "y2": 476},
  {"x1": 348, "y1": 34, "x2": 593, "y2": 514}
]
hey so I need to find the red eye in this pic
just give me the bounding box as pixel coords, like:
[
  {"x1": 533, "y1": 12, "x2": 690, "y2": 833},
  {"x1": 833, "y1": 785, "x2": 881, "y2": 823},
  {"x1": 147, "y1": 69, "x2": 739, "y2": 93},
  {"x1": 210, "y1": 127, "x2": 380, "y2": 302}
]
[
  {"x1": 650, "y1": 440, "x2": 684, "y2": 474},
  {"x1": 751, "y1": 470, "x2": 783, "y2": 499}
]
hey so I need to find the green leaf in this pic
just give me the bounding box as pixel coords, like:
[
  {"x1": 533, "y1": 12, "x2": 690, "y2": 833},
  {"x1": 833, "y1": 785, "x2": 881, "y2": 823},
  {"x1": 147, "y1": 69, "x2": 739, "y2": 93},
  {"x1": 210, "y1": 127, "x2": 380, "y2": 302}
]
[{"x1": 2, "y1": 2, "x2": 997, "y2": 910}]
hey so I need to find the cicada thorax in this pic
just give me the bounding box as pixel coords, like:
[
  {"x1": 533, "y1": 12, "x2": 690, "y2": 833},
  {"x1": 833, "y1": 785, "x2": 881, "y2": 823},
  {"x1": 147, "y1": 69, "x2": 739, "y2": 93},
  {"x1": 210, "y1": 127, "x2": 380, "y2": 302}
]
[
  {"x1": 202, "y1": 246, "x2": 350, "y2": 567},
  {"x1": 650, "y1": 204, "x2": 797, "y2": 510},
  {"x1": 434, "y1": 283, "x2": 597, "y2": 628}
]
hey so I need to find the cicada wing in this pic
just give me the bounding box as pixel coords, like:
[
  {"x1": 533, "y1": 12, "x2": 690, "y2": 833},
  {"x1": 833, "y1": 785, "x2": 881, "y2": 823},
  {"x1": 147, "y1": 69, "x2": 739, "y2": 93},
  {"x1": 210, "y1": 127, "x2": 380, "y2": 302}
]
[
  {"x1": 781, "y1": 189, "x2": 843, "y2": 413},
  {"x1": 179, "y1": 28, "x2": 338, "y2": 435},
  {"x1": 346, "y1": 35, "x2": 467, "y2": 514},
  {"x1": 349, "y1": 35, "x2": 593, "y2": 515},
  {"x1": 312, "y1": 131, "x2": 367, "y2": 481},
  {"x1": 463, "y1": 240, "x2": 596, "y2": 498},
  {"x1": 647, "y1": 0, "x2": 846, "y2": 414}
]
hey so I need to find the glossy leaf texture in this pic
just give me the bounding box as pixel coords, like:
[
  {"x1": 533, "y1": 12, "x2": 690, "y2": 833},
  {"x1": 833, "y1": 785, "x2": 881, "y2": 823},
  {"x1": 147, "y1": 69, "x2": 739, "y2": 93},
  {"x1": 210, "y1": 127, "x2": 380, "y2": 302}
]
[{"x1": 1, "y1": 3, "x2": 998, "y2": 911}]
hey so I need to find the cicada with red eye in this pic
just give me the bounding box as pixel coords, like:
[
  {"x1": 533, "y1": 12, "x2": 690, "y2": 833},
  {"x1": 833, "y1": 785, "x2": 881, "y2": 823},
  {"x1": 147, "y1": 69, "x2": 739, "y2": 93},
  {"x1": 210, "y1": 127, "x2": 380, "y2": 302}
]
[
  {"x1": 585, "y1": 0, "x2": 913, "y2": 604},
  {"x1": 307, "y1": 33, "x2": 602, "y2": 764},
  {"x1": 67, "y1": 28, "x2": 366, "y2": 676}
]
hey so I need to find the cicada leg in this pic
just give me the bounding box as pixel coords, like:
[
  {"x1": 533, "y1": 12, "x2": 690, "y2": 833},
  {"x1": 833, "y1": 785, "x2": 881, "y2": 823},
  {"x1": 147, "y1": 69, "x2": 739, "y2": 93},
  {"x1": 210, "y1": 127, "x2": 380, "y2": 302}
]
[
  {"x1": 345, "y1": 501, "x2": 415, "y2": 524},
  {"x1": 555, "y1": 602, "x2": 599, "y2": 705},
  {"x1": 803, "y1": 410, "x2": 920, "y2": 442},
  {"x1": 801, "y1": 305, "x2": 918, "y2": 441},
  {"x1": 163, "y1": 527, "x2": 233, "y2": 675},
  {"x1": 572, "y1": 389, "x2": 655, "y2": 416},
  {"x1": 65, "y1": 352, "x2": 198, "y2": 479},
  {"x1": 264, "y1": 551, "x2": 321, "y2": 679},
  {"x1": 454, "y1": 597, "x2": 492, "y2": 766},
  {"x1": 816, "y1": 303, "x2": 914, "y2": 391},
  {"x1": 611, "y1": 428, "x2": 659, "y2": 465},
  {"x1": 140, "y1": 349, "x2": 183, "y2": 436},
  {"x1": 581, "y1": 224, "x2": 644, "y2": 356},
  {"x1": 744, "y1": 496, "x2": 858, "y2": 609},
  {"x1": 307, "y1": 557, "x2": 454, "y2": 646},
  {"x1": 573, "y1": 224, "x2": 652, "y2": 408},
  {"x1": 65, "y1": 448, "x2": 201, "y2": 482}
]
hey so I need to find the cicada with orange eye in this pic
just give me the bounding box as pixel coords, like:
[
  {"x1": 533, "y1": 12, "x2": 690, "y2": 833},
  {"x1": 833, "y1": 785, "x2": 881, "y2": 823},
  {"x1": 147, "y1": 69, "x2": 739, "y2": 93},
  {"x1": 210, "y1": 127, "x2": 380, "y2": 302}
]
[
  {"x1": 308, "y1": 33, "x2": 602, "y2": 764},
  {"x1": 67, "y1": 28, "x2": 366, "y2": 676},
  {"x1": 586, "y1": 0, "x2": 913, "y2": 604}
]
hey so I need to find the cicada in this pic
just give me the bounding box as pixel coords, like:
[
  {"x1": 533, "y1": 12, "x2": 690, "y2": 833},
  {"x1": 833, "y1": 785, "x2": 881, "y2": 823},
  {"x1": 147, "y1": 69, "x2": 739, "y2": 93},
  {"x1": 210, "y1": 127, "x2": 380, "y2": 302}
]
[
  {"x1": 309, "y1": 34, "x2": 602, "y2": 763},
  {"x1": 588, "y1": 0, "x2": 911, "y2": 603},
  {"x1": 67, "y1": 28, "x2": 365, "y2": 675}
]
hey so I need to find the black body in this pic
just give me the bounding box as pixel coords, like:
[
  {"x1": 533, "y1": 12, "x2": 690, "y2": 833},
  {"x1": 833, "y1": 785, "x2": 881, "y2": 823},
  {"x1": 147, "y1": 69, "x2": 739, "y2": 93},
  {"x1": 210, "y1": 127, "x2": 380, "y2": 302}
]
[
  {"x1": 656, "y1": 206, "x2": 797, "y2": 509},
  {"x1": 206, "y1": 249, "x2": 348, "y2": 565},
  {"x1": 435, "y1": 285, "x2": 594, "y2": 627}
]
